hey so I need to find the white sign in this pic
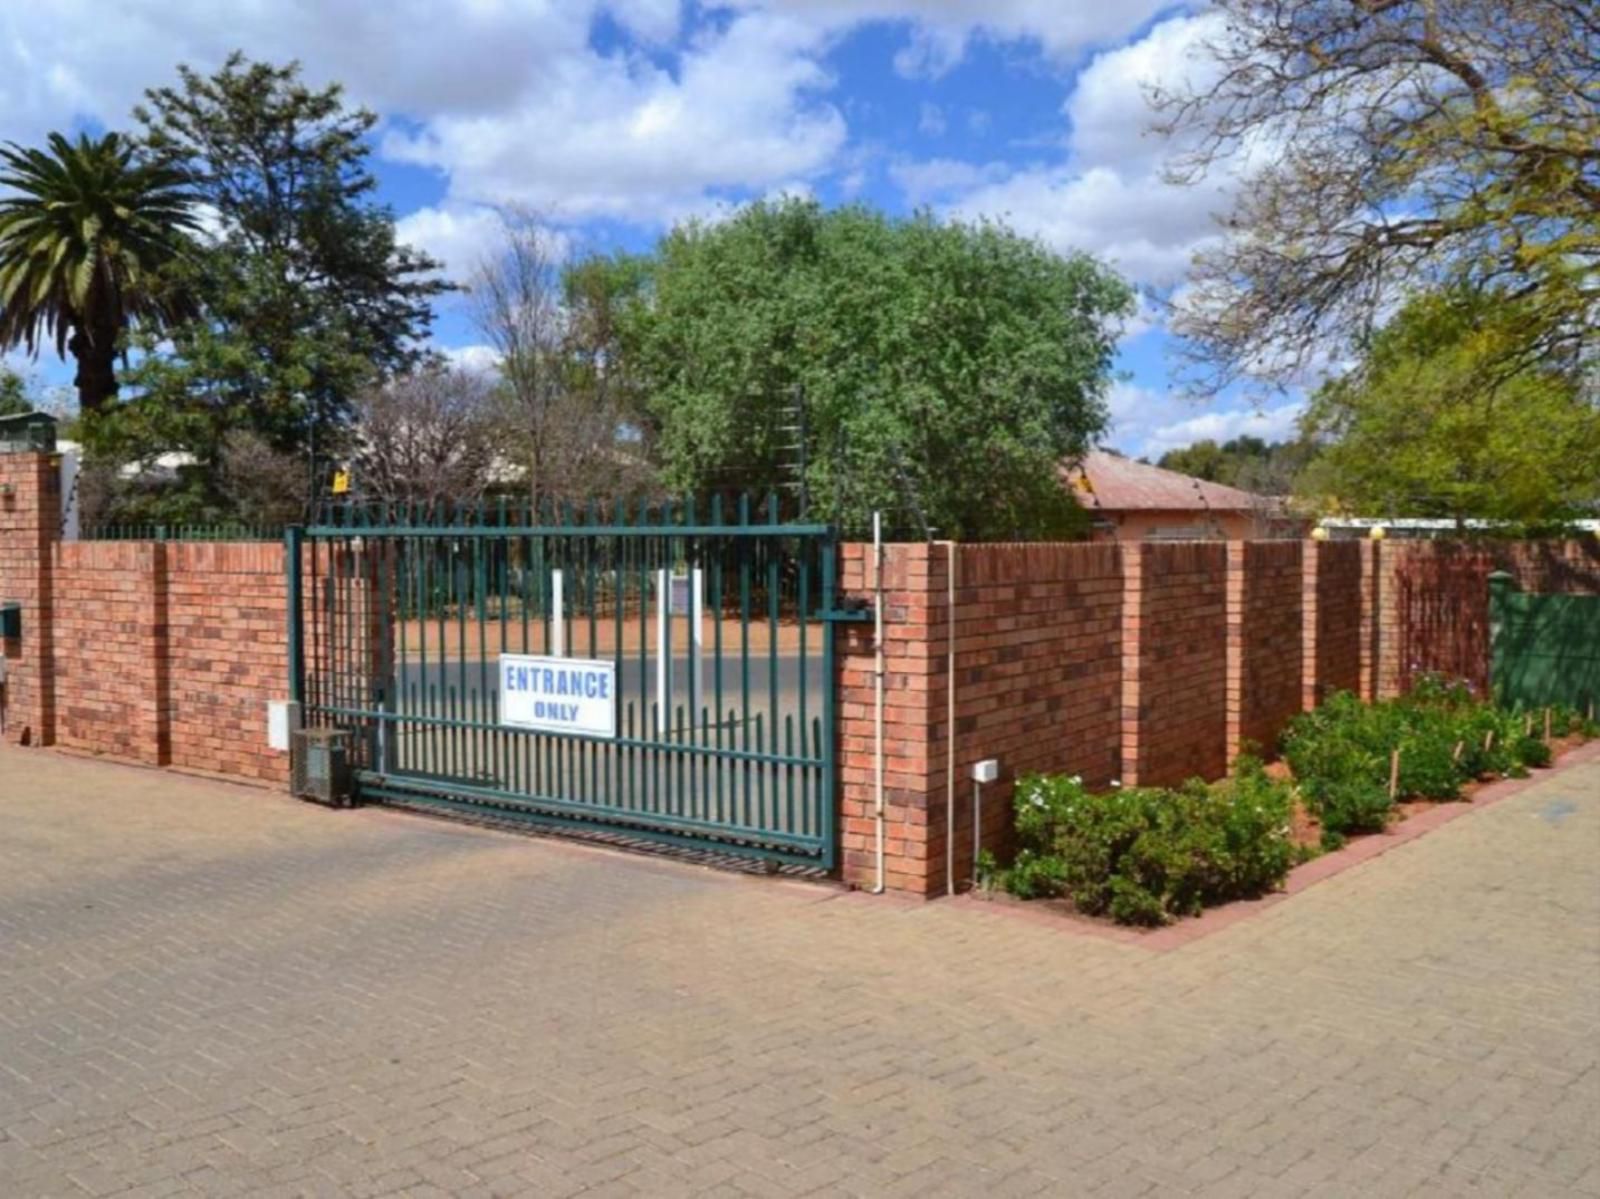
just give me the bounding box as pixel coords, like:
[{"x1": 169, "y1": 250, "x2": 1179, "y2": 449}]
[{"x1": 500, "y1": 654, "x2": 616, "y2": 738}]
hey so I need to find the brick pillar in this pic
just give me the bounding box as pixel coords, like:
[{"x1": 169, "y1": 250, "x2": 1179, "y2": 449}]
[
  {"x1": 1119, "y1": 544, "x2": 1145, "y2": 785},
  {"x1": 1360, "y1": 541, "x2": 1385, "y2": 699},
  {"x1": 835, "y1": 542, "x2": 951, "y2": 897},
  {"x1": 0, "y1": 451, "x2": 59, "y2": 746},
  {"x1": 1224, "y1": 542, "x2": 1247, "y2": 761},
  {"x1": 1302, "y1": 540, "x2": 1321, "y2": 712}
]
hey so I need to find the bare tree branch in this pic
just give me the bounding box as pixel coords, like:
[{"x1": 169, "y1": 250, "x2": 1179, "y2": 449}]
[{"x1": 1150, "y1": 0, "x2": 1599, "y2": 393}]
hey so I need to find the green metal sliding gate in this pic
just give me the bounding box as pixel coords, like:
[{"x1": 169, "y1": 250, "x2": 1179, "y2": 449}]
[{"x1": 287, "y1": 499, "x2": 841, "y2": 869}]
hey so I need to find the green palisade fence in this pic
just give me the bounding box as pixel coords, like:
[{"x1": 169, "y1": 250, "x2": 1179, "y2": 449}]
[
  {"x1": 289, "y1": 497, "x2": 846, "y2": 870},
  {"x1": 1489, "y1": 571, "x2": 1600, "y2": 714}
]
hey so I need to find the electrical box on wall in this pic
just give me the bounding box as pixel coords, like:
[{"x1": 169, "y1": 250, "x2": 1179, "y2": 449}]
[
  {"x1": 0, "y1": 602, "x2": 20, "y2": 639},
  {"x1": 971, "y1": 758, "x2": 1000, "y2": 784}
]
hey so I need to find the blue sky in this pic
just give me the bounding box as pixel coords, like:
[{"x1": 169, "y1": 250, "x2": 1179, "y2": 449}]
[{"x1": 1, "y1": 0, "x2": 1307, "y2": 458}]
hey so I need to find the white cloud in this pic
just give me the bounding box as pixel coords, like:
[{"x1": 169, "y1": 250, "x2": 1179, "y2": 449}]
[
  {"x1": 1145, "y1": 400, "x2": 1305, "y2": 459},
  {"x1": 918, "y1": 102, "x2": 947, "y2": 137},
  {"x1": 898, "y1": 13, "x2": 1243, "y2": 297},
  {"x1": 440, "y1": 344, "x2": 503, "y2": 376},
  {"x1": 382, "y1": 11, "x2": 847, "y2": 223},
  {"x1": 394, "y1": 204, "x2": 507, "y2": 283},
  {"x1": 3, "y1": 1, "x2": 1195, "y2": 236},
  {"x1": 725, "y1": 1, "x2": 1183, "y2": 72},
  {"x1": 888, "y1": 157, "x2": 1004, "y2": 204},
  {"x1": 1100, "y1": 382, "x2": 1304, "y2": 459}
]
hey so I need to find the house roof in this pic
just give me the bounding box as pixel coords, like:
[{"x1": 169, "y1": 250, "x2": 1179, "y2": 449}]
[{"x1": 1063, "y1": 449, "x2": 1267, "y2": 513}]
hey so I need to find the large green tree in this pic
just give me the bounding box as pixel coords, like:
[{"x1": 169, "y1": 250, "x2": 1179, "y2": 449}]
[
  {"x1": 1154, "y1": 0, "x2": 1598, "y2": 393},
  {"x1": 1299, "y1": 289, "x2": 1600, "y2": 526},
  {"x1": 91, "y1": 53, "x2": 446, "y2": 521},
  {"x1": 607, "y1": 199, "x2": 1132, "y2": 538},
  {"x1": 0, "y1": 132, "x2": 200, "y2": 415}
]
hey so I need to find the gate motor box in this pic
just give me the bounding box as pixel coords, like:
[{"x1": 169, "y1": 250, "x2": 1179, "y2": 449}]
[{"x1": 290, "y1": 728, "x2": 355, "y2": 807}]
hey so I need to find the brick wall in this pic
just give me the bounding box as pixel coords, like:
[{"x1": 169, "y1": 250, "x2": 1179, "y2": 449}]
[
  {"x1": 52, "y1": 542, "x2": 168, "y2": 764},
  {"x1": 837, "y1": 542, "x2": 1126, "y2": 897},
  {"x1": 1312, "y1": 541, "x2": 1363, "y2": 704},
  {"x1": 1227, "y1": 540, "x2": 1303, "y2": 761},
  {"x1": 1, "y1": 451, "x2": 292, "y2": 783},
  {"x1": 953, "y1": 544, "x2": 1123, "y2": 879},
  {"x1": 1123, "y1": 542, "x2": 1228, "y2": 786},
  {"x1": 0, "y1": 452, "x2": 57, "y2": 746},
  {"x1": 40, "y1": 539, "x2": 293, "y2": 781},
  {"x1": 167, "y1": 543, "x2": 289, "y2": 783}
]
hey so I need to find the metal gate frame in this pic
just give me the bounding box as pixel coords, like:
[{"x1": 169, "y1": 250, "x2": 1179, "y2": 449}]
[{"x1": 286, "y1": 498, "x2": 843, "y2": 870}]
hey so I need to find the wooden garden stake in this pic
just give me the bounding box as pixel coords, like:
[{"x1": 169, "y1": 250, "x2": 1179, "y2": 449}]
[
  {"x1": 1544, "y1": 708, "x2": 1552, "y2": 740},
  {"x1": 1452, "y1": 740, "x2": 1464, "y2": 764},
  {"x1": 1524, "y1": 713, "x2": 1533, "y2": 736},
  {"x1": 1484, "y1": 729, "x2": 1495, "y2": 753},
  {"x1": 1388, "y1": 749, "x2": 1401, "y2": 800}
]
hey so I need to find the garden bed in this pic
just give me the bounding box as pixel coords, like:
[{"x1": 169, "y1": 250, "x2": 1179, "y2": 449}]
[{"x1": 979, "y1": 680, "x2": 1597, "y2": 928}]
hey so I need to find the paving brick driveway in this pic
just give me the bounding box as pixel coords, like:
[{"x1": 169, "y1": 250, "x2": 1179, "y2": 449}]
[{"x1": 2, "y1": 747, "x2": 1597, "y2": 1199}]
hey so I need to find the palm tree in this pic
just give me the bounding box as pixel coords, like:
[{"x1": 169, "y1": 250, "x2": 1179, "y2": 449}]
[{"x1": 0, "y1": 132, "x2": 201, "y2": 415}]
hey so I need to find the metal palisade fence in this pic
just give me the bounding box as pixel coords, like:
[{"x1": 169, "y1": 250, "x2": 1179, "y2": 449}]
[{"x1": 289, "y1": 496, "x2": 844, "y2": 869}]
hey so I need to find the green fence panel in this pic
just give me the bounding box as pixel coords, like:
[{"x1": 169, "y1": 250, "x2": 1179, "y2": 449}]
[{"x1": 1489, "y1": 572, "x2": 1600, "y2": 713}]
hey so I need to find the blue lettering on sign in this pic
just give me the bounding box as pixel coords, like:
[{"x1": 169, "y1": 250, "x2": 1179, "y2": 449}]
[{"x1": 500, "y1": 657, "x2": 616, "y2": 735}]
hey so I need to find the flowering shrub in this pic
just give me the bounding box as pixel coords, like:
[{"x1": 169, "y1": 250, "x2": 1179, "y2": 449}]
[{"x1": 998, "y1": 757, "x2": 1295, "y2": 926}]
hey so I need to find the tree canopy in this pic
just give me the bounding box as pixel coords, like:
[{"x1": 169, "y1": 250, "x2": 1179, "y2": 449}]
[
  {"x1": 84, "y1": 53, "x2": 446, "y2": 522},
  {"x1": 0, "y1": 132, "x2": 200, "y2": 414},
  {"x1": 1298, "y1": 288, "x2": 1600, "y2": 526},
  {"x1": 1154, "y1": 0, "x2": 1599, "y2": 393},
  {"x1": 607, "y1": 198, "x2": 1132, "y2": 538},
  {"x1": 0, "y1": 367, "x2": 31, "y2": 417},
  {"x1": 1156, "y1": 435, "x2": 1316, "y2": 496}
]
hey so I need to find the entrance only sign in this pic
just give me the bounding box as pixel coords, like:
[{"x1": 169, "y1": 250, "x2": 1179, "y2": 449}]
[{"x1": 499, "y1": 654, "x2": 617, "y2": 738}]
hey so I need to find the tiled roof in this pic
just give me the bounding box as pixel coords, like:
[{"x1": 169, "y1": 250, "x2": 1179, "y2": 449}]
[{"x1": 1063, "y1": 449, "x2": 1268, "y2": 513}]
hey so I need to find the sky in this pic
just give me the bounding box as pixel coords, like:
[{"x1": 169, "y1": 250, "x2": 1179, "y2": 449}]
[{"x1": 0, "y1": 0, "x2": 1308, "y2": 459}]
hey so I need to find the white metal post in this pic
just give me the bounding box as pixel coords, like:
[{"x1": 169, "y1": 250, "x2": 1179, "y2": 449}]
[
  {"x1": 690, "y1": 568, "x2": 704, "y2": 715},
  {"x1": 655, "y1": 568, "x2": 668, "y2": 723},
  {"x1": 551, "y1": 569, "x2": 564, "y2": 657}
]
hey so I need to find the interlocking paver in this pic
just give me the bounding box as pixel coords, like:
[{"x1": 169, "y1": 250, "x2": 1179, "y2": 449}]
[{"x1": 2, "y1": 745, "x2": 1598, "y2": 1197}]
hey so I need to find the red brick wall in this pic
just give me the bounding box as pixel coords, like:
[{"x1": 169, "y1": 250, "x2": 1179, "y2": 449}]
[
  {"x1": 1312, "y1": 541, "x2": 1363, "y2": 704},
  {"x1": 51, "y1": 542, "x2": 168, "y2": 764},
  {"x1": 42, "y1": 539, "x2": 292, "y2": 780},
  {"x1": 1123, "y1": 542, "x2": 1228, "y2": 786},
  {"x1": 838, "y1": 541, "x2": 1125, "y2": 897},
  {"x1": 837, "y1": 542, "x2": 946, "y2": 896},
  {"x1": 167, "y1": 543, "x2": 289, "y2": 783},
  {"x1": 953, "y1": 543, "x2": 1123, "y2": 881},
  {"x1": 0, "y1": 453, "x2": 57, "y2": 746},
  {"x1": 1227, "y1": 540, "x2": 1303, "y2": 760}
]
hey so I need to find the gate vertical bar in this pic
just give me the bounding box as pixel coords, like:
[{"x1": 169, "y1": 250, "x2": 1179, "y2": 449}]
[
  {"x1": 820, "y1": 531, "x2": 837, "y2": 871},
  {"x1": 286, "y1": 525, "x2": 305, "y2": 708}
]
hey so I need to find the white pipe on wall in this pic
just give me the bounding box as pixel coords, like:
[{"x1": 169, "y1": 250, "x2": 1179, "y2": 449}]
[
  {"x1": 934, "y1": 540, "x2": 957, "y2": 897},
  {"x1": 872, "y1": 512, "x2": 886, "y2": 895}
]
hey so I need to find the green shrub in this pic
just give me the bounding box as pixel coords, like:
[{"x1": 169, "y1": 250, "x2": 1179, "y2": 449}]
[
  {"x1": 1302, "y1": 775, "x2": 1392, "y2": 849},
  {"x1": 998, "y1": 758, "x2": 1294, "y2": 926},
  {"x1": 1281, "y1": 675, "x2": 1571, "y2": 809}
]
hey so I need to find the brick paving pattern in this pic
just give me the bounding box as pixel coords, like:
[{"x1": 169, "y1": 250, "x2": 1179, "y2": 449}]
[{"x1": 2, "y1": 746, "x2": 1597, "y2": 1197}]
